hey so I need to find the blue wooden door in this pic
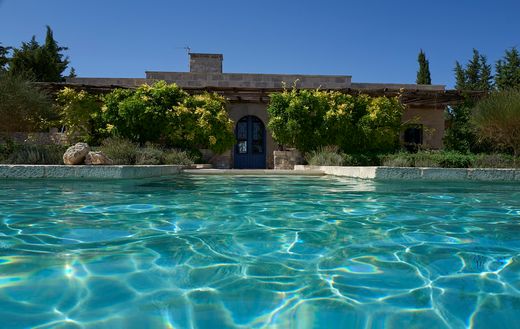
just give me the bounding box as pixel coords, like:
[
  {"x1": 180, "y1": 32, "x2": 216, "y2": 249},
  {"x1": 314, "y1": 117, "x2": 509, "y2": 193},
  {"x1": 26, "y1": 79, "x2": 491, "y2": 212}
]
[{"x1": 234, "y1": 116, "x2": 266, "y2": 169}]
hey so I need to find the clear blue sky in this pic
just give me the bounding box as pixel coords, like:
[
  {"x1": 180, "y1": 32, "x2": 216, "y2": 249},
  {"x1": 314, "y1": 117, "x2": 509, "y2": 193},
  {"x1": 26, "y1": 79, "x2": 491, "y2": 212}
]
[{"x1": 1, "y1": 0, "x2": 519, "y2": 88}]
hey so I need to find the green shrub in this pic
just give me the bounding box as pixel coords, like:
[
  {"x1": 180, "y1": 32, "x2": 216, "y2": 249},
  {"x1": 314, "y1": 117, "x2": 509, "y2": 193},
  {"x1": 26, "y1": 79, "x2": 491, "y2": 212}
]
[
  {"x1": 0, "y1": 73, "x2": 53, "y2": 133},
  {"x1": 474, "y1": 153, "x2": 519, "y2": 168},
  {"x1": 136, "y1": 145, "x2": 164, "y2": 165},
  {"x1": 98, "y1": 137, "x2": 139, "y2": 165},
  {"x1": 437, "y1": 151, "x2": 474, "y2": 168},
  {"x1": 381, "y1": 152, "x2": 413, "y2": 167},
  {"x1": 305, "y1": 146, "x2": 344, "y2": 166},
  {"x1": 472, "y1": 89, "x2": 520, "y2": 155},
  {"x1": 56, "y1": 87, "x2": 103, "y2": 144},
  {"x1": 5, "y1": 144, "x2": 65, "y2": 164},
  {"x1": 381, "y1": 151, "x2": 475, "y2": 168},
  {"x1": 267, "y1": 87, "x2": 404, "y2": 153},
  {"x1": 343, "y1": 153, "x2": 384, "y2": 166},
  {"x1": 101, "y1": 82, "x2": 235, "y2": 153},
  {"x1": 163, "y1": 149, "x2": 195, "y2": 166}
]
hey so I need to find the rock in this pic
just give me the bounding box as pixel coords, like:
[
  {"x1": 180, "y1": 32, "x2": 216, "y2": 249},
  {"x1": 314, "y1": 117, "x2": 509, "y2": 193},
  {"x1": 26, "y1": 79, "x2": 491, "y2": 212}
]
[
  {"x1": 84, "y1": 151, "x2": 113, "y2": 165},
  {"x1": 63, "y1": 143, "x2": 90, "y2": 165}
]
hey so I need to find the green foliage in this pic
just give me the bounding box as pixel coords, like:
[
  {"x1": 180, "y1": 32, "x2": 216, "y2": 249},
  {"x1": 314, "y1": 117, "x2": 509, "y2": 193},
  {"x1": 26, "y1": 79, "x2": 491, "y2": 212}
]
[
  {"x1": 474, "y1": 153, "x2": 519, "y2": 168},
  {"x1": 305, "y1": 146, "x2": 344, "y2": 166},
  {"x1": 416, "y1": 49, "x2": 432, "y2": 84},
  {"x1": 174, "y1": 93, "x2": 236, "y2": 154},
  {"x1": 56, "y1": 87, "x2": 103, "y2": 144},
  {"x1": 163, "y1": 149, "x2": 195, "y2": 166},
  {"x1": 102, "y1": 82, "x2": 188, "y2": 144},
  {"x1": 495, "y1": 47, "x2": 520, "y2": 90},
  {"x1": 267, "y1": 87, "x2": 404, "y2": 153},
  {"x1": 343, "y1": 153, "x2": 383, "y2": 166},
  {"x1": 455, "y1": 49, "x2": 493, "y2": 92},
  {"x1": 381, "y1": 151, "x2": 476, "y2": 168},
  {"x1": 102, "y1": 82, "x2": 235, "y2": 153},
  {"x1": 4, "y1": 144, "x2": 65, "y2": 164},
  {"x1": 98, "y1": 137, "x2": 139, "y2": 165},
  {"x1": 68, "y1": 67, "x2": 76, "y2": 78},
  {"x1": 136, "y1": 145, "x2": 164, "y2": 165},
  {"x1": 445, "y1": 49, "x2": 493, "y2": 153},
  {"x1": 9, "y1": 26, "x2": 69, "y2": 82},
  {"x1": 96, "y1": 137, "x2": 195, "y2": 165},
  {"x1": 268, "y1": 88, "x2": 329, "y2": 152},
  {"x1": 472, "y1": 89, "x2": 520, "y2": 155},
  {"x1": 0, "y1": 43, "x2": 11, "y2": 71},
  {"x1": 0, "y1": 72, "x2": 53, "y2": 133}
]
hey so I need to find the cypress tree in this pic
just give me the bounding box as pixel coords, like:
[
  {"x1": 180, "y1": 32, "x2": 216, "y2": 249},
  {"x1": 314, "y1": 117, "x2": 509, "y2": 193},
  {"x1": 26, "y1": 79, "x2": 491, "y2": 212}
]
[
  {"x1": 495, "y1": 47, "x2": 520, "y2": 90},
  {"x1": 416, "y1": 50, "x2": 431, "y2": 84},
  {"x1": 43, "y1": 25, "x2": 69, "y2": 81}
]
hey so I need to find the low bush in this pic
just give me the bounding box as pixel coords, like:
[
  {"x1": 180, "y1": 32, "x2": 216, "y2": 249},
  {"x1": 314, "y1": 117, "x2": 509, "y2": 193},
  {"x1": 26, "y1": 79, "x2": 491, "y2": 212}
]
[
  {"x1": 474, "y1": 153, "x2": 519, "y2": 168},
  {"x1": 4, "y1": 144, "x2": 65, "y2": 164},
  {"x1": 381, "y1": 152, "x2": 413, "y2": 167},
  {"x1": 343, "y1": 153, "x2": 383, "y2": 166},
  {"x1": 98, "y1": 137, "x2": 139, "y2": 165},
  {"x1": 163, "y1": 149, "x2": 195, "y2": 166},
  {"x1": 305, "y1": 146, "x2": 344, "y2": 166},
  {"x1": 136, "y1": 145, "x2": 164, "y2": 165},
  {"x1": 96, "y1": 137, "x2": 195, "y2": 165},
  {"x1": 379, "y1": 151, "x2": 520, "y2": 168}
]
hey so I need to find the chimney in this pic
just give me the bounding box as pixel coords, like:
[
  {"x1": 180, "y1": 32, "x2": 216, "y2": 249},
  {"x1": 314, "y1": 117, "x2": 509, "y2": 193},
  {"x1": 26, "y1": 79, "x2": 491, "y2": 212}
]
[{"x1": 189, "y1": 53, "x2": 223, "y2": 73}]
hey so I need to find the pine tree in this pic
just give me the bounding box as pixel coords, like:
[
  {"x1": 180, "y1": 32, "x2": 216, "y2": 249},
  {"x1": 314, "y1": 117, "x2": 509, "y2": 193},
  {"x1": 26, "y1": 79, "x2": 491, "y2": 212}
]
[
  {"x1": 454, "y1": 61, "x2": 466, "y2": 90},
  {"x1": 0, "y1": 43, "x2": 11, "y2": 72},
  {"x1": 444, "y1": 49, "x2": 493, "y2": 152},
  {"x1": 9, "y1": 26, "x2": 69, "y2": 82},
  {"x1": 416, "y1": 50, "x2": 431, "y2": 84},
  {"x1": 68, "y1": 67, "x2": 76, "y2": 78},
  {"x1": 495, "y1": 47, "x2": 520, "y2": 90}
]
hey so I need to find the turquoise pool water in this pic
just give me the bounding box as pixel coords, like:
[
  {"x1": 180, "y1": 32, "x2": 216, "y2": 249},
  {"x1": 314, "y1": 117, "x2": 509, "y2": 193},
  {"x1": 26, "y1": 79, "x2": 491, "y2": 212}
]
[{"x1": 0, "y1": 175, "x2": 519, "y2": 329}]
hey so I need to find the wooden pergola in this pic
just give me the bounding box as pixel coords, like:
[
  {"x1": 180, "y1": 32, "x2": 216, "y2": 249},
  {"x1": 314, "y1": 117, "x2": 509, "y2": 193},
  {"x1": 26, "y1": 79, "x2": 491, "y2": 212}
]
[{"x1": 36, "y1": 82, "x2": 486, "y2": 108}]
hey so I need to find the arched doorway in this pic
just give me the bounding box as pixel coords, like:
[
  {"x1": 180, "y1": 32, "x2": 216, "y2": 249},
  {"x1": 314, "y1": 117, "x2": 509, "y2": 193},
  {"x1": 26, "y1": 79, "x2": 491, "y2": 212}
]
[{"x1": 234, "y1": 116, "x2": 266, "y2": 169}]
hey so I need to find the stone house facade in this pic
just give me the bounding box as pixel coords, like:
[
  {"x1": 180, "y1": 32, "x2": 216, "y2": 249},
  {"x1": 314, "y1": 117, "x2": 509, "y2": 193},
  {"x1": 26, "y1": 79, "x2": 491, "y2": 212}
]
[{"x1": 68, "y1": 53, "x2": 458, "y2": 169}]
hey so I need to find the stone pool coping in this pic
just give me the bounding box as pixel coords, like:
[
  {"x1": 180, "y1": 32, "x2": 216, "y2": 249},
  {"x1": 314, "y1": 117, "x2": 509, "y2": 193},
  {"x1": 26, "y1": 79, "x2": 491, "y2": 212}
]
[
  {"x1": 183, "y1": 169, "x2": 325, "y2": 176},
  {"x1": 1, "y1": 164, "x2": 519, "y2": 181},
  {"x1": 0, "y1": 165, "x2": 184, "y2": 179},
  {"x1": 294, "y1": 165, "x2": 520, "y2": 181}
]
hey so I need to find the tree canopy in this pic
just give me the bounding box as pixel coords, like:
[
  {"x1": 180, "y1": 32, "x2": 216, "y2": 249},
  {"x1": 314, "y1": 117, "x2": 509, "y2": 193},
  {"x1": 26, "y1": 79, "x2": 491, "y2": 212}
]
[
  {"x1": 416, "y1": 50, "x2": 432, "y2": 84},
  {"x1": 9, "y1": 26, "x2": 69, "y2": 82},
  {"x1": 495, "y1": 47, "x2": 520, "y2": 90}
]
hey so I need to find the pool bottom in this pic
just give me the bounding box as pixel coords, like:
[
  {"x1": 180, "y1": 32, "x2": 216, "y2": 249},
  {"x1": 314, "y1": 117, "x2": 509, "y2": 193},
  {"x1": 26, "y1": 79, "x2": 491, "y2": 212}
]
[{"x1": 0, "y1": 175, "x2": 519, "y2": 328}]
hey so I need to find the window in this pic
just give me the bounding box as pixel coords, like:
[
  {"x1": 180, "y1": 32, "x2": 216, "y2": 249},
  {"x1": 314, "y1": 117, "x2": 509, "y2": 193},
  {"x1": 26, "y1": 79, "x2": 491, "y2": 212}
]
[{"x1": 404, "y1": 125, "x2": 423, "y2": 151}]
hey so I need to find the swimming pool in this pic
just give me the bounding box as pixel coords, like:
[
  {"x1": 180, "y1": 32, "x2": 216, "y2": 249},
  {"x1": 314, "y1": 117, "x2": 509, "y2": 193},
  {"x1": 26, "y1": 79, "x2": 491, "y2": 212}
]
[{"x1": 0, "y1": 175, "x2": 519, "y2": 328}]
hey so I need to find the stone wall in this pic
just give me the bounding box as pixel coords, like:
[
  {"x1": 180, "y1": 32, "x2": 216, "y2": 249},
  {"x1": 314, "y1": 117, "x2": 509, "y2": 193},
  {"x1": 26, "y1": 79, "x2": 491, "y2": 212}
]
[
  {"x1": 402, "y1": 106, "x2": 445, "y2": 149},
  {"x1": 274, "y1": 150, "x2": 303, "y2": 170},
  {"x1": 145, "y1": 72, "x2": 351, "y2": 89},
  {"x1": 2, "y1": 131, "x2": 67, "y2": 145}
]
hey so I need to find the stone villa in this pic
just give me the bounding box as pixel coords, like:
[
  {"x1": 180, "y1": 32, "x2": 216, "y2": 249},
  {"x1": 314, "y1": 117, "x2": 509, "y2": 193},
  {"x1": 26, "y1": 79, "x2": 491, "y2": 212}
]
[{"x1": 67, "y1": 53, "x2": 465, "y2": 169}]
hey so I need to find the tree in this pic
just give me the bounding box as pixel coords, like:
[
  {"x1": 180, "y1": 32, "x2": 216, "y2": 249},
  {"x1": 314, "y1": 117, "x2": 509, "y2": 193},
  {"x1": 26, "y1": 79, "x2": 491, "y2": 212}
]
[
  {"x1": 68, "y1": 67, "x2": 76, "y2": 78},
  {"x1": 0, "y1": 73, "x2": 52, "y2": 135},
  {"x1": 444, "y1": 49, "x2": 493, "y2": 152},
  {"x1": 495, "y1": 47, "x2": 520, "y2": 90},
  {"x1": 9, "y1": 26, "x2": 69, "y2": 82},
  {"x1": 0, "y1": 43, "x2": 11, "y2": 71},
  {"x1": 267, "y1": 87, "x2": 404, "y2": 154},
  {"x1": 416, "y1": 50, "x2": 431, "y2": 84},
  {"x1": 101, "y1": 81, "x2": 235, "y2": 152},
  {"x1": 472, "y1": 89, "x2": 520, "y2": 155}
]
